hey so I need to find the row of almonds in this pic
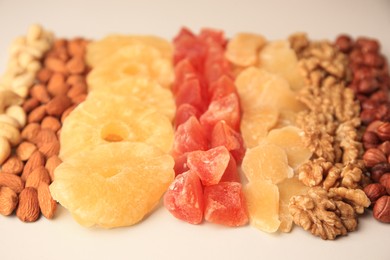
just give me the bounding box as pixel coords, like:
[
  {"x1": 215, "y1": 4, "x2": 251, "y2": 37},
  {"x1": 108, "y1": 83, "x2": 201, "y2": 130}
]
[{"x1": 0, "y1": 24, "x2": 89, "y2": 221}]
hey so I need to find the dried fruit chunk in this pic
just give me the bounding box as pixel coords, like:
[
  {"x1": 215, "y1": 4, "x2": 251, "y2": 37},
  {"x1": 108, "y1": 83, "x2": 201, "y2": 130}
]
[
  {"x1": 240, "y1": 106, "x2": 279, "y2": 148},
  {"x1": 187, "y1": 146, "x2": 230, "y2": 186},
  {"x1": 60, "y1": 91, "x2": 173, "y2": 159},
  {"x1": 204, "y1": 182, "x2": 248, "y2": 227},
  {"x1": 244, "y1": 180, "x2": 280, "y2": 233},
  {"x1": 225, "y1": 33, "x2": 266, "y2": 67},
  {"x1": 87, "y1": 44, "x2": 173, "y2": 89},
  {"x1": 242, "y1": 143, "x2": 293, "y2": 184},
  {"x1": 173, "y1": 116, "x2": 208, "y2": 156},
  {"x1": 266, "y1": 126, "x2": 313, "y2": 169},
  {"x1": 277, "y1": 177, "x2": 309, "y2": 232},
  {"x1": 258, "y1": 40, "x2": 304, "y2": 91},
  {"x1": 164, "y1": 170, "x2": 204, "y2": 224},
  {"x1": 86, "y1": 35, "x2": 173, "y2": 67},
  {"x1": 50, "y1": 142, "x2": 174, "y2": 228}
]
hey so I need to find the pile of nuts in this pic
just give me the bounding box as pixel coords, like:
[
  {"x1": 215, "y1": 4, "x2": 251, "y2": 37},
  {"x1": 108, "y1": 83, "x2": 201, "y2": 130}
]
[
  {"x1": 335, "y1": 36, "x2": 390, "y2": 223},
  {"x1": 0, "y1": 28, "x2": 89, "y2": 222}
]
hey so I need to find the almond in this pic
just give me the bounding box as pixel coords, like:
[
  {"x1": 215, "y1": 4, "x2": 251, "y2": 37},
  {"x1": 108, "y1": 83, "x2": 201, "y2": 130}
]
[
  {"x1": 0, "y1": 186, "x2": 18, "y2": 216},
  {"x1": 1, "y1": 155, "x2": 24, "y2": 175},
  {"x1": 30, "y1": 84, "x2": 51, "y2": 103},
  {"x1": 39, "y1": 139, "x2": 60, "y2": 158},
  {"x1": 28, "y1": 104, "x2": 47, "y2": 123},
  {"x1": 22, "y1": 98, "x2": 40, "y2": 113},
  {"x1": 41, "y1": 116, "x2": 61, "y2": 132},
  {"x1": 25, "y1": 166, "x2": 51, "y2": 189},
  {"x1": 68, "y1": 38, "x2": 86, "y2": 57},
  {"x1": 21, "y1": 123, "x2": 41, "y2": 143},
  {"x1": 0, "y1": 173, "x2": 25, "y2": 193},
  {"x1": 16, "y1": 141, "x2": 37, "y2": 161},
  {"x1": 45, "y1": 57, "x2": 67, "y2": 74},
  {"x1": 21, "y1": 150, "x2": 45, "y2": 181},
  {"x1": 66, "y1": 74, "x2": 84, "y2": 86},
  {"x1": 37, "y1": 182, "x2": 57, "y2": 219},
  {"x1": 66, "y1": 56, "x2": 86, "y2": 74},
  {"x1": 46, "y1": 95, "x2": 72, "y2": 116},
  {"x1": 16, "y1": 187, "x2": 40, "y2": 222},
  {"x1": 71, "y1": 94, "x2": 87, "y2": 104},
  {"x1": 67, "y1": 82, "x2": 87, "y2": 99},
  {"x1": 47, "y1": 72, "x2": 69, "y2": 96},
  {"x1": 35, "y1": 129, "x2": 58, "y2": 148},
  {"x1": 45, "y1": 155, "x2": 62, "y2": 181},
  {"x1": 36, "y1": 67, "x2": 53, "y2": 83}
]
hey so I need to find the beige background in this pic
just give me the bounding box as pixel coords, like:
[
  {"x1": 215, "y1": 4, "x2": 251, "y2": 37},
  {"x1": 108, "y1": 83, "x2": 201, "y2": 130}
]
[{"x1": 0, "y1": 0, "x2": 389, "y2": 259}]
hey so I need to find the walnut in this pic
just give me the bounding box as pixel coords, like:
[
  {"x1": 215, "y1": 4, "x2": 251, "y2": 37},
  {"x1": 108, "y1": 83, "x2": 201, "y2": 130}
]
[
  {"x1": 298, "y1": 158, "x2": 333, "y2": 187},
  {"x1": 289, "y1": 187, "x2": 358, "y2": 240},
  {"x1": 288, "y1": 33, "x2": 309, "y2": 56},
  {"x1": 329, "y1": 187, "x2": 371, "y2": 214}
]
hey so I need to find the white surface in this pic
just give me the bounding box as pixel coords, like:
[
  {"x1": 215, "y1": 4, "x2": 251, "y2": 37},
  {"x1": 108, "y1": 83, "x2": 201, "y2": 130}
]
[{"x1": 0, "y1": 0, "x2": 389, "y2": 259}]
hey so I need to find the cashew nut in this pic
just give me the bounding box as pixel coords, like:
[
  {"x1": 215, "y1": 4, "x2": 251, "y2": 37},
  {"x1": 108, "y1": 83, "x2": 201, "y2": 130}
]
[
  {"x1": 6, "y1": 105, "x2": 26, "y2": 128},
  {"x1": 0, "y1": 90, "x2": 23, "y2": 113},
  {"x1": 0, "y1": 114, "x2": 21, "y2": 128},
  {"x1": 0, "y1": 122, "x2": 21, "y2": 146},
  {"x1": 0, "y1": 136, "x2": 11, "y2": 165}
]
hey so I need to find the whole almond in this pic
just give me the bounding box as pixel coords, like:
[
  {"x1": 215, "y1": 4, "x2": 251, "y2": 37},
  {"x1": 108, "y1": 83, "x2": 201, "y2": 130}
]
[
  {"x1": 46, "y1": 95, "x2": 72, "y2": 116},
  {"x1": 39, "y1": 139, "x2": 60, "y2": 158},
  {"x1": 25, "y1": 166, "x2": 51, "y2": 189},
  {"x1": 67, "y1": 82, "x2": 87, "y2": 99},
  {"x1": 41, "y1": 116, "x2": 61, "y2": 132},
  {"x1": 1, "y1": 155, "x2": 24, "y2": 175},
  {"x1": 0, "y1": 173, "x2": 25, "y2": 193},
  {"x1": 30, "y1": 84, "x2": 51, "y2": 103},
  {"x1": 16, "y1": 187, "x2": 40, "y2": 222},
  {"x1": 47, "y1": 72, "x2": 69, "y2": 96},
  {"x1": 36, "y1": 67, "x2": 53, "y2": 83},
  {"x1": 21, "y1": 150, "x2": 45, "y2": 181},
  {"x1": 68, "y1": 39, "x2": 86, "y2": 57},
  {"x1": 45, "y1": 155, "x2": 62, "y2": 181},
  {"x1": 61, "y1": 104, "x2": 77, "y2": 123},
  {"x1": 16, "y1": 141, "x2": 37, "y2": 161},
  {"x1": 45, "y1": 57, "x2": 67, "y2": 74},
  {"x1": 66, "y1": 74, "x2": 84, "y2": 86},
  {"x1": 0, "y1": 186, "x2": 18, "y2": 216},
  {"x1": 21, "y1": 123, "x2": 41, "y2": 142},
  {"x1": 28, "y1": 104, "x2": 47, "y2": 123},
  {"x1": 66, "y1": 56, "x2": 86, "y2": 74},
  {"x1": 22, "y1": 98, "x2": 40, "y2": 113},
  {"x1": 37, "y1": 182, "x2": 57, "y2": 219},
  {"x1": 71, "y1": 94, "x2": 87, "y2": 104},
  {"x1": 35, "y1": 129, "x2": 58, "y2": 148}
]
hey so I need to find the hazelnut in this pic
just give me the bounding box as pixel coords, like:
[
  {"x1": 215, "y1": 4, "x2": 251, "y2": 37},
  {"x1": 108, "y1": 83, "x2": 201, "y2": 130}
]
[
  {"x1": 334, "y1": 35, "x2": 353, "y2": 53},
  {"x1": 362, "y1": 131, "x2": 380, "y2": 149},
  {"x1": 363, "y1": 148, "x2": 387, "y2": 168},
  {"x1": 360, "y1": 109, "x2": 376, "y2": 125},
  {"x1": 379, "y1": 173, "x2": 390, "y2": 194},
  {"x1": 356, "y1": 37, "x2": 380, "y2": 53},
  {"x1": 378, "y1": 141, "x2": 390, "y2": 156},
  {"x1": 357, "y1": 78, "x2": 379, "y2": 95},
  {"x1": 371, "y1": 163, "x2": 390, "y2": 182},
  {"x1": 370, "y1": 90, "x2": 389, "y2": 103},
  {"x1": 366, "y1": 120, "x2": 385, "y2": 133},
  {"x1": 373, "y1": 196, "x2": 390, "y2": 223},
  {"x1": 363, "y1": 183, "x2": 387, "y2": 205},
  {"x1": 376, "y1": 122, "x2": 390, "y2": 141}
]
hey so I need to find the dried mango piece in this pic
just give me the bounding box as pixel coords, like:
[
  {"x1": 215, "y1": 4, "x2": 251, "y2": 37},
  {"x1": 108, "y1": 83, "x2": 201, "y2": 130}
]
[
  {"x1": 225, "y1": 33, "x2": 266, "y2": 67},
  {"x1": 242, "y1": 143, "x2": 293, "y2": 184}
]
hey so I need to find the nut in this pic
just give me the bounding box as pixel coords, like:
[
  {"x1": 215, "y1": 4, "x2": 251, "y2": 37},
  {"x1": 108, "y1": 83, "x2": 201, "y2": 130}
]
[
  {"x1": 36, "y1": 68, "x2": 52, "y2": 83},
  {"x1": 0, "y1": 186, "x2": 18, "y2": 216},
  {"x1": 66, "y1": 56, "x2": 86, "y2": 74},
  {"x1": 370, "y1": 163, "x2": 390, "y2": 182},
  {"x1": 44, "y1": 57, "x2": 67, "y2": 74},
  {"x1": 28, "y1": 104, "x2": 47, "y2": 123},
  {"x1": 37, "y1": 182, "x2": 57, "y2": 219},
  {"x1": 6, "y1": 105, "x2": 26, "y2": 128},
  {"x1": 47, "y1": 72, "x2": 69, "y2": 96},
  {"x1": 0, "y1": 173, "x2": 24, "y2": 193},
  {"x1": 366, "y1": 120, "x2": 384, "y2": 133},
  {"x1": 362, "y1": 131, "x2": 380, "y2": 149},
  {"x1": 0, "y1": 121, "x2": 21, "y2": 146},
  {"x1": 30, "y1": 84, "x2": 51, "y2": 103},
  {"x1": 16, "y1": 141, "x2": 37, "y2": 161},
  {"x1": 373, "y1": 195, "x2": 390, "y2": 223},
  {"x1": 379, "y1": 173, "x2": 390, "y2": 194},
  {"x1": 21, "y1": 150, "x2": 45, "y2": 181},
  {"x1": 379, "y1": 141, "x2": 390, "y2": 156},
  {"x1": 16, "y1": 187, "x2": 40, "y2": 222},
  {"x1": 45, "y1": 155, "x2": 62, "y2": 181},
  {"x1": 21, "y1": 123, "x2": 41, "y2": 143},
  {"x1": 0, "y1": 114, "x2": 21, "y2": 128},
  {"x1": 25, "y1": 166, "x2": 51, "y2": 189},
  {"x1": 377, "y1": 122, "x2": 390, "y2": 141},
  {"x1": 22, "y1": 98, "x2": 40, "y2": 113},
  {"x1": 0, "y1": 136, "x2": 11, "y2": 165},
  {"x1": 1, "y1": 155, "x2": 24, "y2": 175},
  {"x1": 45, "y1": 95, "x2": 72, "y2": 116},
  {"x1": 363, "y1": 148, "x2": 387, "y2": 168},
  {"x1": 41, "y1": 116, "x2": 61, "y2": 132},
  {"x1": 363, "y1": 183, "x2": 387, "y2": 204}
]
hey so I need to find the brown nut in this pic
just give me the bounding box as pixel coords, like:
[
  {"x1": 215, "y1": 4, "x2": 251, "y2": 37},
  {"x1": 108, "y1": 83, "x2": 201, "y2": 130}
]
[
  {"x1": 363, "y1": 183, "x2": 387, "y2": 204},
  {"x1": 379, "y1": 173, "x2": 390, "y2": 194},
  {"x1": 360, "y1": 109, "x2": 376, "y2": 125},
  {"x1": 373, "y1": 195, "x2": 390, "y2": 223},
  {"x1": 16, "y1": 141, "x2": 37, "y2": 161},
  {"x1": 366, "y1": 120, "x2": 385, "y2": 133},
  {"x1": 22, "y1": 98, "x2": 40, "y2": 113},
  {"x1": 28, "y1": 105, "x2": 47, "y2": 123},
  {"x1": 45, "y1": 95, "x2": 72, "y2": 116},
  {"x1": 36, "y1": 68, "x2": 53, "y2": 83},
  {"x1": 376, "y1": 122, "x2": 390, "y2": 141},
  {"x1": 357, "y1": 78, "x2": 379, "y2": 95},
  {"x1": 334, "y1": 35, "x2": 353, "y2": 53},
  {"x1": 370, "y1": 163, "x2": 390, "y2": 182},
  {"x1": 379, "y1": 141, "x2": 390, "y2": 156},
  {"x1": 1, "y1": 155, "x2": 24, "y2": 175},
  {"x1": 356, "y1": 37, "x2": 380, "y2": 53},
  {"x1": 363, "y1": 148, "x2": 387, "y2": 168},
  {"x1": 16, "y1": 187, "x2": 40, "y2": 222},
  {"x1": 362, "y1": 131, "x2": 381, "y2": 149},
  {"x1": 30, "y1": 84, "x2": 51, "y2": 103}
]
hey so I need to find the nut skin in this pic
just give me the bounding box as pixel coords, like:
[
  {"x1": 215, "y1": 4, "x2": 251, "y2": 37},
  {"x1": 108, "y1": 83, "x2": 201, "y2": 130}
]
[
  {"x1": 362, "y1": 131, "x2": 381, "y2": 149},
  {"x1": 373, "y1": 196, "x2": 390, "y2": 223},
  {"x1": 376, "y1": 122, "x2": 390, "y2": 141},
  {"x1": 379, "y1": 173, "x2": 390, "y2": 194},
  {"x1": 370, "y1": 163, "x2": 390, "y2": 182},
  {"x1": 363, "y1": 148, "x2": 387, "y2": 168},
  {"x1": 363, "y1": 183, "x2": 387, "y2": 205}
]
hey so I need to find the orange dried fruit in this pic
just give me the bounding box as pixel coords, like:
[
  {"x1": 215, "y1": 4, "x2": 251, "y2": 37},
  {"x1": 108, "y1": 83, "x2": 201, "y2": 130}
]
[
  {"x1": 266, "y1": 126, "x2": 312, "y2": 169},
  {"x1": 60, "y1": 91, "x2": 173, "y2": 160},
  {"x1": 242, "y1": 143, "x2": 293, "y2": 184},
  {"x1": 277, "y1": 176, "x2": 309, "y2": 232},
  {"x1": 244, "y1": 179, "x2": 280, "y2": 233},
  {"x1": 225, "y1": 33, "x2": 266, "y2": 67},
  {"x1": 50, "y1": 142, "x2": 174, "y2": 228}
]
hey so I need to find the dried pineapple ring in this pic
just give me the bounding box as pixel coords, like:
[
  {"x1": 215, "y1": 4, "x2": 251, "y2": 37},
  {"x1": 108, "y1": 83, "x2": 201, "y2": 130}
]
[
  {"x1": 86, "y1": 34, "x2": 173, "y2": 67},
  {"x1": 50, "y1": 142, "x2": 174, "y2": 228},
  {"x1": 87, "y1": 44, "x2": 174, "y2": 89},
  {"x1": 60, "y1": 91, "x2": 173, "y2": 160},
  {"x1": 92, "y1": 77, "x2": 175, "y2": 121}
]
